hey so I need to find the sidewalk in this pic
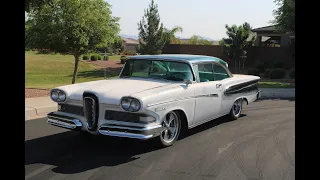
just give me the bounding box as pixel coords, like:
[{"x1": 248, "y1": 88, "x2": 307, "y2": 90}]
[
  {"x1": 25, "y1": 88, "x2": 295, "y2": 120},
  {"x1": 259, "y1": 88, "x2": 295, "y2": 99},
  {"x1": 25, "y1": 97, "x2": 56, "y2": 120}
]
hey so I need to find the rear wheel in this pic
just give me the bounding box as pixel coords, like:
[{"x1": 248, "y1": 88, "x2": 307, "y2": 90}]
[
  {"x1": 158, "y1": 111, "x2": 181, "y2": 147},
  {"x1": 229, "y1": 98, "x2": 243, "y2": 120}
]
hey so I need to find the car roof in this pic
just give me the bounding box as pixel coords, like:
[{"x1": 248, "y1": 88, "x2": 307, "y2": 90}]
[{"x1": 129, "y1": 54, "x2": 227, "y2": 65}]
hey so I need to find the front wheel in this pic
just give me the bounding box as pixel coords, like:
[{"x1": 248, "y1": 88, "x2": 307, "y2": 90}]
[
  {"x1": 228, "y1": 98, "x2": 243, "y2": 120},
  {"x1": 158, "y1": 111, "x2": 181, "y2": 147}
]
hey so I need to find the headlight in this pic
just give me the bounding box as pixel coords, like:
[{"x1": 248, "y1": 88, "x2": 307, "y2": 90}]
[
  {"x1": 51, "y1": 91, "x2": 59, "y2": 100},
  {"x1": 121, "y1": 97, "x2": 141, "y2": 112},
  {"x1": 51, "y1": 89, "x2": 67, "y2": 102}
]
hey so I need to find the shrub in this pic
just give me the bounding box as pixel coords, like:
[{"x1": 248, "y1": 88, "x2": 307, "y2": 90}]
[
  {"x1": 97, "y1": 55, "x2": 102, "y2": 60},
  {"x1": 120, "y1": 56, "x2": 129, "y2": 64},
  {"x1": 255, "y1": 61, "x2": 266, "y2": 73},
  {"x1": 264, "y1": 69, "x2": 272, "y2": 78},
  {"x1": 247, "y1": 68, "x2": 260, "y2": 76},
  {"x1": 82, "y1": 55, "x2": 89, "y2": 60},
  {"x1": 289, "y1": 68, "x2": 295, "y2": 79},
  {"x1": 90, "y1": 55, "x2": 98, "y2": 61},
  {"x1": 269, "y1": 68, "x2": 286, "y2": 79},
  {"x1": 37, "y1": 49, "x2": 51, "y2": 54},
  {"x1": 103, "y1": 55, "x2": 109, "y2": 61}
]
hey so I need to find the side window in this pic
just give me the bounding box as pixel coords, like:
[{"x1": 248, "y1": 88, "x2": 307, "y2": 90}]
[
  {"x1": 213, "y1": 64, "x2": 230, "y2": 80},
  {"x1": 198, "y1": 63, "x2": 214, "y2": 82}
]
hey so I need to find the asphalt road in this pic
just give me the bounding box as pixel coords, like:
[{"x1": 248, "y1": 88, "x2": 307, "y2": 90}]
[{"x1": 25, "y1": 99, "x2": 295, "y2": 180}]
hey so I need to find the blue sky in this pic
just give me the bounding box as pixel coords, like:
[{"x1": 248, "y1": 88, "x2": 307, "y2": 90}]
[{"x1": 106, "y1": 0, "x2": 277, "y2": 40}]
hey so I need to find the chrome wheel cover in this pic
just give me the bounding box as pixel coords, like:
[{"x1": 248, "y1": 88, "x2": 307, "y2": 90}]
[{"x1": 161, "y1": 112, "x2": 179, "y2": 143}]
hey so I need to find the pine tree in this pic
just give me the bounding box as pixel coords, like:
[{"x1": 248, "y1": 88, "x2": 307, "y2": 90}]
[{"x1": 138, "y1": 0, "x2": 166, "y2": 55}]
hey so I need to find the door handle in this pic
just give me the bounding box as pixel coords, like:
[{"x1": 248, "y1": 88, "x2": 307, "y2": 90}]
[{"x1": 216, "y1": 84, "x2": 222, "y2": 88}]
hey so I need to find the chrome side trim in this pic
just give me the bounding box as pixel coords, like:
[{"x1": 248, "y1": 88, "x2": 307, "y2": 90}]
[
  {"x1": 47, "y1": 118, "x2": 82, "y2": 130},
  {"x1": 98, "y1": 130, "x2": 153, "y2": 140},
  {"x1": 195, "y1": 94, "x2": 218, "y2": 98}
]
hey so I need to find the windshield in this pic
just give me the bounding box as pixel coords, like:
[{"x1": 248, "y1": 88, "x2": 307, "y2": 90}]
[{"x1": 120, "y1": 59, "x2": 194, "y2": 82}]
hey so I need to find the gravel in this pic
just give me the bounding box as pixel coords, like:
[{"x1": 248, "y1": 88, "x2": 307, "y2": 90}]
[{"x1": 25, "y1": 89, "x2": 50, "y2": 98}]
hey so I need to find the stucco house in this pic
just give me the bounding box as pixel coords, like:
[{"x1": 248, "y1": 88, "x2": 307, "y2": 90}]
[
  {"x1": 121, "y1": 37, "x2": 139, "y2": 52},
  {"x1": 252, "y1": 25, "x2": 295, "y2": 47}
]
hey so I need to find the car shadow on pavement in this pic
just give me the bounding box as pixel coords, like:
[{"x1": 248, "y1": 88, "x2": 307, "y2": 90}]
[{"x1": 25, "y1": 114, "x2": 241, "y2": 174}]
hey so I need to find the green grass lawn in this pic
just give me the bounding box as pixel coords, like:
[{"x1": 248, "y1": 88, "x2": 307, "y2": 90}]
[
  {"x1": 258, "y1": 81, "x2": 295, "y2": 88},
  {"x1": 26, "y1": 51, "x2": 119, "y2": 89},
  {"x1": 108, "y1": 55, "x2": 121, "y2": 60}
]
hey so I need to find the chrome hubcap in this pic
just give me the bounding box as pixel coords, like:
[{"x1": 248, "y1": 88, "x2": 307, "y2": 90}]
[
  {"x1": 161, "y1": 112, "x2": 179, "y2": 143},
  {"x1": 233, "y1": 99, "x2": 243, "y2": 116}
]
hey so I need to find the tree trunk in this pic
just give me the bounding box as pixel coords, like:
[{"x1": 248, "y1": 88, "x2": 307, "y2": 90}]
[{"x1": 72, "y1": 55, "x2": 80, "y2": 84}]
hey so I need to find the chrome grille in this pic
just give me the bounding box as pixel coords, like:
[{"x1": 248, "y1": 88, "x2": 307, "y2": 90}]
[{"x1": 83, "y1": 95, "x2": 99, "y2": 131}]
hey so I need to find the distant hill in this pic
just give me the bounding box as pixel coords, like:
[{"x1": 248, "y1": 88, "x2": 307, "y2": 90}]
[{"x1": 119, "y1": 34, "x2": 139, "y2": 40}]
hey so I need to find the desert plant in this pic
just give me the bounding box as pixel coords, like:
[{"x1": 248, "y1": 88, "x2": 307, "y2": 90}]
[
  {"x1": 247, "y1": 68, "x2": 260, "y2": 76},
  {"x1": 269, "y1": 68, "x2": 286, "y2": 79},
  {"x1": 289, "y1": 68, "x2": 295, "y2": 79}
]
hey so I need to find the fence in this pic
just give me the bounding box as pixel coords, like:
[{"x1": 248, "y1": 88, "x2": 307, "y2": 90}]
[{"x1": 162, "y1": 44, "x2": 295, "y2": 70}]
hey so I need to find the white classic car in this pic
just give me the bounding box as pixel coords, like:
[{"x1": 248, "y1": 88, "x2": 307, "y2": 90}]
[{"x1": 47, "y1": 54, "x2": 261, "y2": 146}]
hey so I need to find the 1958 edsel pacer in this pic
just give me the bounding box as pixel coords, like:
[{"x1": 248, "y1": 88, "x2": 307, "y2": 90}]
[{"x1": 47, "y1": 54, "x2": 261, "y2": 146}]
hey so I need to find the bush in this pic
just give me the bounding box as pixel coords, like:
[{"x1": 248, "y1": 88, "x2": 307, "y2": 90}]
[
  {"x1": 264, "y1": 69, "x2": 272, "y2": 78},
  {"x1": 97, "y1": 55, "x2": 102, "y2": 60},
  {"x1": 255, "y1": 61, "x2": 266, "y2": 73},
  {"x1": 103, "y1": 55, "x2": 109, "y2": 61},
  {"x1": 269, "y1": 68, "x2": 286, "y2": 79},
  {"x1": 120, "y1": 56, "x2": 129, "y2": 64},
  {"x1": 289, "y1": 68, "x2": 295, "y2": 79},
  {"x1": 82, "y1": 55, "x2": 89, "y2": 60},
  {"x1": 90, "y1": 55, "x2": 98, "y2": 61},
  {"x1": 247, "y1": 68, "x2": 260, "y2": 76},
  {"x1": 37, "y1": 49, "x2": 51, "y2": 54}
]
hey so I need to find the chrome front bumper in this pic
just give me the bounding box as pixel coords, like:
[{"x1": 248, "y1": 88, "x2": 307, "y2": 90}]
[{"x1": 47, "y1": 112, "x2": 163, "y2": 140}]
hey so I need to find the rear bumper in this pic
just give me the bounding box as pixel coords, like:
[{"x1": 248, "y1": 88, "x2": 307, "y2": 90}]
[{"x1": 47, "y1": 112, "x2": 163, "y2": 140}]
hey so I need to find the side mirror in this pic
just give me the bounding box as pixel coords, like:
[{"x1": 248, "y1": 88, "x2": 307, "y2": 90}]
[{"x1": 184, "y1": 79, "x2": 192, "y2": 86}]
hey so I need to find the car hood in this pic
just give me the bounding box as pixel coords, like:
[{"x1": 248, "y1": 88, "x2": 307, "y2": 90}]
[{"x1": 57, "y1": 78, "x2": 173, "y2": 105}]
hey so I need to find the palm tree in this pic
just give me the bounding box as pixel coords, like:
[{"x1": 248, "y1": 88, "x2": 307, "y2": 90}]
[
  {"x1": 221, "y1": 22, "x2": 255, "y2": 73},
  {"x1": 163, "y1": 26, "x2": 183, "y2": 45}
]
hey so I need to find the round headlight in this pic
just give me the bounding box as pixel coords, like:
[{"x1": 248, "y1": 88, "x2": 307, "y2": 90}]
[
  {"x1": 121, "y1": 98, "x2": 131, "y2": 110},
  {"x1": 130, "y1": 99, "x2": 141, "y2": 111},
  {"x1": 51, "y1": 91, "x2": 59, "y2": 100},
  {"x1": 58, "y1": 91, "x2": 66, "y2": 101}
]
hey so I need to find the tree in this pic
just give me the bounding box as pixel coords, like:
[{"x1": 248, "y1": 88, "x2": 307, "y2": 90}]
[
  {"x1": 25, "y1": 0, "x2": 120, "y2": 84},
  {"x1": 163, "y1": 26, "x2": 183, "y2": 45},
  {"x1": 221, "y1": 22, "x2": 255, "y2": 73},
  {"x1": 112, "y1": 36, "x2": 125, "y2": 53},
  {"x1": 171, "y1": 38, "x2": 182, "y2": 44},
  {"x1": 188, "y1": 35, "x2": 200, "y2": 45},
  {"x1": 272, "y1": 0, "x2": 295, "y2": 34},
  {"x1": 200, "y1": 39, "x2": 213, "y2": 45},
  {"x1": 138, "y1": 0, "x2": 166, "y2": 55},
  {"x1": 25, "y1": 0, "x2": 51, "y2": 12}
]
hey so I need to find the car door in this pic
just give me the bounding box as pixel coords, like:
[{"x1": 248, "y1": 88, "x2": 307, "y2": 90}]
[
  {"x1": 192, "y1": 63, "x2": 222, "y2": 126},
  {"x1": 212, "y1": 62, "x2": 233, "y2": 115}
]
